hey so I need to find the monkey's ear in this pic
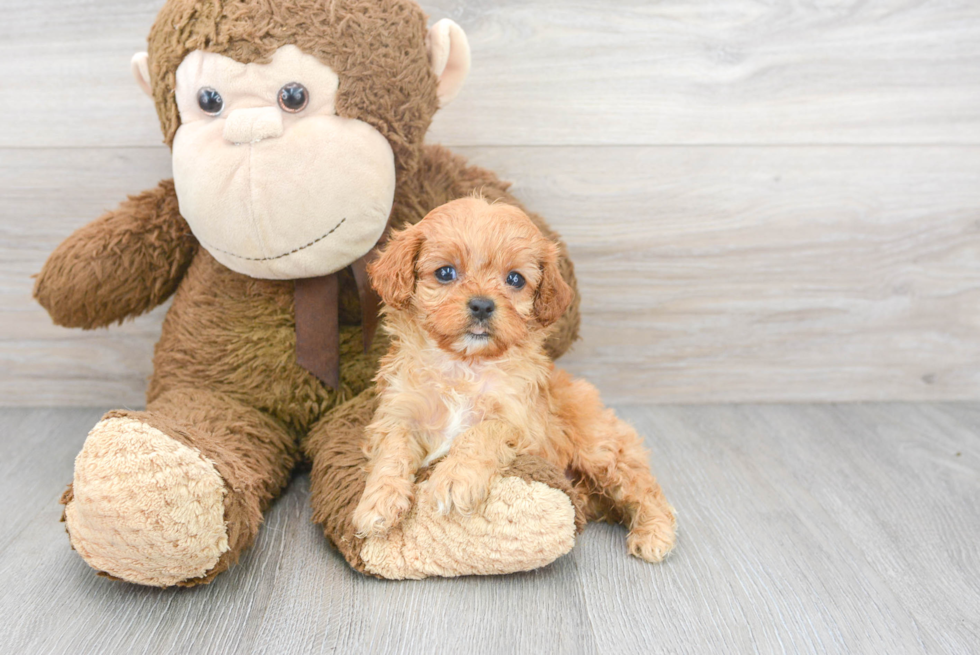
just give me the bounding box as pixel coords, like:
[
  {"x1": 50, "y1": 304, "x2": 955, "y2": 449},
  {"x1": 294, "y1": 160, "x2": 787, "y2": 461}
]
[
  {"x1": 368, "y1": 226, "x2": 425, "y2": 311},
  {"x1": 131, "y1": 52, "x2": 153, "y2": 98},
  {"x1": 427, "y1": 19, "x2": 471, "y2": 107}
]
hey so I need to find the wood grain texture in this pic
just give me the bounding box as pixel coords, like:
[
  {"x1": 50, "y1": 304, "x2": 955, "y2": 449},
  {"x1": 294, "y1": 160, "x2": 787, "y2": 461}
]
[
  {"x1": 3, "y1": 0, "x2": 980, "y2": 404},
  {"x1": 0, "y1": 404, "x2": 977, "y2": 654},
  {"x1": 4, "y1": 145, "x2": 980, "y2": 405},
  {"x1": 1, "y1": 148, "x2": 173, "y2": 406},
  {"x1": 1, "y1": 0, "x2": 979, "y2": 148}
]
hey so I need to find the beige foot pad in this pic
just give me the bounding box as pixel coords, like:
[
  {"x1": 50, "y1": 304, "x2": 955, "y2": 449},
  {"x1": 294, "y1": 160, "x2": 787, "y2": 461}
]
[
  {"x1": 64, "y1": 417, "x2": 229, "y2": 587},
  {"x1": 360, "y1": 477, "x2": 576, "y2": 579}
]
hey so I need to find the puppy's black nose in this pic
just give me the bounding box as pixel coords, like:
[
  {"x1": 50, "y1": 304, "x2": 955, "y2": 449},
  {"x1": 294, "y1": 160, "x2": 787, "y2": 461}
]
[{"x1": 468, "y1": 297, "x2": 495, "y2": 320}]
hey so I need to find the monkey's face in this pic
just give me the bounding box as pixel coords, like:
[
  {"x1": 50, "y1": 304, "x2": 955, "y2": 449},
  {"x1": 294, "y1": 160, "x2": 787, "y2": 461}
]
[
  {"x1": 170, "y1": 46, "x2": 395, "y2": 279},
  {"x1": 134, "y1": 1, "x2": 471, "y2": 280}
]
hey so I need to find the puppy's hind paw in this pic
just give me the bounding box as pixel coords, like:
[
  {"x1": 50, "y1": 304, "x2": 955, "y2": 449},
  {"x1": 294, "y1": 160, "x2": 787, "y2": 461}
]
[{"x1": 627, "y1": 519, "x2": 677, "y2": 563}]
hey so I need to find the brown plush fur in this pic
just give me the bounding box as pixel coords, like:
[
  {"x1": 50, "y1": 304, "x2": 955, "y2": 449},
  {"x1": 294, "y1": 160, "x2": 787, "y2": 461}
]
[
  {"x1": 148, "y1": 0, "x2": 438, "y2": 175},
  {"x1": 105, "y1": 389, "x2": 301, "y2": 583},
  {"x1": 35, "y1": 0, "x2": 582, "y2": 585},
  {"x1": 356, "y1": 199, "x2": 676, "y2": 561},
  {"x1": 33, "y1": 180, "x2": 197, "y2": 329}
]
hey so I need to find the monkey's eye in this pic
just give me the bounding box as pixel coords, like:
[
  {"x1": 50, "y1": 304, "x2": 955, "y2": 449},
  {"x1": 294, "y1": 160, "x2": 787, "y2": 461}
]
[
  {"x1": 278, "y1": 83, "x2": 309, "y2": 113},
  {"x1": 506, "y1": 272, "x2": 526, "y2": 289},
  {"x1": 435, "y1": 266, "x2": 457, "y2": 283},
  {"x1": 197, "y1": 87, "x2": 224, "y2": 116}
]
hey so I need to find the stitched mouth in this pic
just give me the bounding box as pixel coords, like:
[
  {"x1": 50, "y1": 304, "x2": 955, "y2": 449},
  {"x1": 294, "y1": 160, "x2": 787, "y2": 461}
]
[{"x1": 198, "y1": 217, "x2": 347, "y2": 262}]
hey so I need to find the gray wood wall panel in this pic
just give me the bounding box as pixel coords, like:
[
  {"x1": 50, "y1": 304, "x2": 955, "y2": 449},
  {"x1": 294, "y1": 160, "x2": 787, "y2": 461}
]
[
  {"x1": 3, "y1": 0, "x2": 980, "y2": 405},
  {"x1": 3, "y1": 1, "x2": 979, "y2": 147},
  {"x1": 4, "y1": 145, "x2": 980, "y2": 405}
]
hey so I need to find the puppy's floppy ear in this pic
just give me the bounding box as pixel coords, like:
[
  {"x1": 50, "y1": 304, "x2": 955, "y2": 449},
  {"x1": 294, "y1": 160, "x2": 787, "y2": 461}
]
[
  {"x1": 534, "y1": 242, "x2": 574, "y2": 328},
  {"x1": 368, "y1": 225, "x2": 424, "y2": 310}
]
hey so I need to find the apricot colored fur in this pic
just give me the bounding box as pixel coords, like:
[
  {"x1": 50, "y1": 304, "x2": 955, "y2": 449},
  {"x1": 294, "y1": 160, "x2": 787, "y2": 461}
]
[{"x1": 356, "y1": 199, "x2": 676, "y2": 562}]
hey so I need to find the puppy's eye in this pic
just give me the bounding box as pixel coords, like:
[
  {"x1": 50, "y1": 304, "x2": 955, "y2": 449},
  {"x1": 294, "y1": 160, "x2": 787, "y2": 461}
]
[
  {"x1": 435, "y1": 266, "x2": 457, "y2": 283},
  {"x1": 278, "y1": 83, "x2": 309, "y2": 113},
  {"x1": 197, "y1": 87, "x2": 224, "y2": 116},
  {"x1": 506, "y1": 271, "x2": 526, "y2": 289}
]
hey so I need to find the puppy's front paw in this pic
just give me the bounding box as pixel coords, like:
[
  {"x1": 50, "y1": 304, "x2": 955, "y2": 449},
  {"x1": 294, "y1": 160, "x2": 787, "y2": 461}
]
[
  {"x1": 424, "y1": 464, "x2": 493, "y2": 516},
  {"x1": 627, "y1": 511, "x2": 677, "y2": 563},
  {"x1": 353, "y1": 485, "x2": 413, "y2": 538}
]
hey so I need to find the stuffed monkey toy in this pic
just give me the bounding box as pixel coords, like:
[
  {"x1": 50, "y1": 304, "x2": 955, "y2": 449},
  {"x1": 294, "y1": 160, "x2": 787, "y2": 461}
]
[{"x1": 34, "y1": 0, "x2": 586, "y2": 586}]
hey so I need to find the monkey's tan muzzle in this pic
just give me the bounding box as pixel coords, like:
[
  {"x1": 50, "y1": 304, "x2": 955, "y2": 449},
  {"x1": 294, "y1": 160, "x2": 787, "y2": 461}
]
[{"x1": 223, "y1": 107, "x2": 284, "y2": 144}]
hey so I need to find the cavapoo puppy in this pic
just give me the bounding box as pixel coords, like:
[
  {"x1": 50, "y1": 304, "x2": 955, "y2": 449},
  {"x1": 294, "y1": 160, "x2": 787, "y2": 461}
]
[{"x1": 353, "y1": 197, "x2": 677, "y2": 562}]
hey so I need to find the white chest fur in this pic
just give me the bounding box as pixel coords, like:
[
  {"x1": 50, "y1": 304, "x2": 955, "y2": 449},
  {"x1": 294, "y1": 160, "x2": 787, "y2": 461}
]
[
  {"x1": 422, "y1": 389, "x2": 476, "y2": 465},
  {"x1": 415, "y1": 355, "x2": 501, "y2": 466}
]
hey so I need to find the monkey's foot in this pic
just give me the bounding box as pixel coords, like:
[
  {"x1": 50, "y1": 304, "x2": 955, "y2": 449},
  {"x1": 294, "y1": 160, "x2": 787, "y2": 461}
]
[
  {"x1": 63, "y1": 416, "x2": 229, "y2": 587},
  {"x1": 359, "y1": 476, "x2": 576, "y2": 579}
]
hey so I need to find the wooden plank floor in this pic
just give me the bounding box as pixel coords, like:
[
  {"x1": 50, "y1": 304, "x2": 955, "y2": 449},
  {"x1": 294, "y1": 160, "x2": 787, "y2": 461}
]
[{"x1": 1, "y1": 404, "x2": 977, "y2": 654}]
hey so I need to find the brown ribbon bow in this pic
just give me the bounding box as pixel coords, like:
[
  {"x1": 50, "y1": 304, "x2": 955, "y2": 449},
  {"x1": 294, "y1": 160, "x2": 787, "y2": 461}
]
[{"x1": 294, "y1": 251, "x2": 381, "y2": 390}]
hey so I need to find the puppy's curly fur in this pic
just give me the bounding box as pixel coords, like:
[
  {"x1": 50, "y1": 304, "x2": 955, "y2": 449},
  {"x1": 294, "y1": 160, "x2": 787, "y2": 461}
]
[{"x1": 354, "y1": 197, "x2": 676, "y2": 562}]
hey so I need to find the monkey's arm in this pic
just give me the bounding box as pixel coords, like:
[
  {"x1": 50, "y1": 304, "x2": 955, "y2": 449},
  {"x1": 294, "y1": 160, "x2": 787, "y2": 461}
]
[
  {"x1": 34, "y1": 180, "x2": 197, "y2": 329},
  {"x1": 416, "y1": 145, "x2": 581, "y2": 359}
]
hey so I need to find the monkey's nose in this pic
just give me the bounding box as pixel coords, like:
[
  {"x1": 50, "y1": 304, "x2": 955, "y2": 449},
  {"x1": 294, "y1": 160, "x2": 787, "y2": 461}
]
[
  {"x1": 468, "y1": 297, "x2": 495, "y2": 321},
  {"x1": 222, "y1": 107, "x2": 284, "y2": 144}
]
